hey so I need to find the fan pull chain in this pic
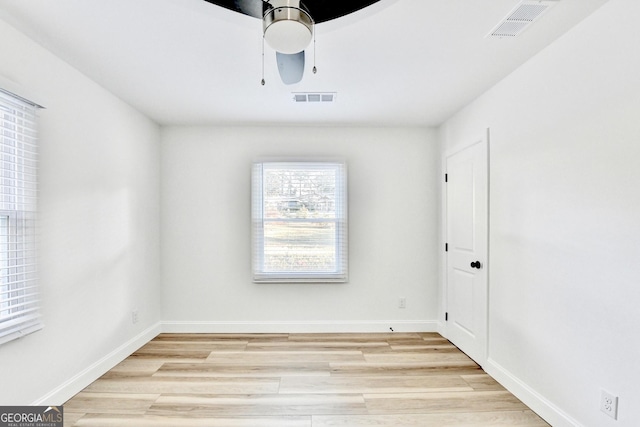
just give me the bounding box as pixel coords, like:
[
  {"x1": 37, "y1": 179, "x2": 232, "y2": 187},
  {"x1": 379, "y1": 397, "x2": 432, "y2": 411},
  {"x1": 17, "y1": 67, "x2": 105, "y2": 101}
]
[
  {"x1": 261, "y1": 36, "x2": 266, "y2": 86},
  {"x1": 312, "y1": 24, "x2": 317, "y2": 74}
]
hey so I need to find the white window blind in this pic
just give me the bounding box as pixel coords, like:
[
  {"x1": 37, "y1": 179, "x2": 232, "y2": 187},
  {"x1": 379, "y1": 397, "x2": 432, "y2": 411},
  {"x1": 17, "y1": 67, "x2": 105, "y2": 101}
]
[
  {"x1": 252, "y1": 161, "x2": 348, "y2": 283},
  {"x1": 0, "y1": 90, "x2": 41, "y2": 345}
]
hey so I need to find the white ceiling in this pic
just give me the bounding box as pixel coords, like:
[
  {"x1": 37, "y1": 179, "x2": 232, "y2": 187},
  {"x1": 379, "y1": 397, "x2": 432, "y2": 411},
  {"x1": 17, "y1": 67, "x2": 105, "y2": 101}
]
[{"x1": 0, "y1": 0, "x2": 608, "y2": 126}]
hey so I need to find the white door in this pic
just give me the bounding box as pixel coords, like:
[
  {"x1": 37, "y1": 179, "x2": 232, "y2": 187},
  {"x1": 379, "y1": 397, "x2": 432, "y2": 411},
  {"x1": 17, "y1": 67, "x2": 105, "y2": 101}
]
[{"x1": 445, "y1": 135, "x2": 488, "y2": 365}]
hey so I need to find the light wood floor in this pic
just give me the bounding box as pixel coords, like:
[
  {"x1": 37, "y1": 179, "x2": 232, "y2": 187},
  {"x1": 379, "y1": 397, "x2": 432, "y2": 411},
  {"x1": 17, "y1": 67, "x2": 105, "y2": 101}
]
[{"x1": 64, "y1": 333, "x2": 549, "y2": 426}]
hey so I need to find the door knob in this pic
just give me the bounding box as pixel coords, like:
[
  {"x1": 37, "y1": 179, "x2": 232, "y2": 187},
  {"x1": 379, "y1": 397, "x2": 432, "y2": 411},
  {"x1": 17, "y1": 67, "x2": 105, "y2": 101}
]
[{"x1": 470, "y1": 261, "x2": 482, "y2": 269}]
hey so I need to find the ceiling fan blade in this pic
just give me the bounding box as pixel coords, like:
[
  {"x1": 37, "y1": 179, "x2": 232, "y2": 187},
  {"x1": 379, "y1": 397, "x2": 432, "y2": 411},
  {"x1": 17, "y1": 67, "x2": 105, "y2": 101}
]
[
  {"x1": 202, "y1": 1, "x2": 382, "y2": 23},
  {"x1": 202, "y1": 0, "x2": 265, "y2": 19},
  {"x1": 301, "y1": 0, "x2": 381, "y2": 23},
  {"x1": 276, "y1": 51, "x2": 305, "y2": 85}
]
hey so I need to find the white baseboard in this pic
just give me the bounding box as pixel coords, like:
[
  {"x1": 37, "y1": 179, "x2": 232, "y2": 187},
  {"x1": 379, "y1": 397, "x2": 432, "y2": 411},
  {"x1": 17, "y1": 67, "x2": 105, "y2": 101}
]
[
  {"x1": 161, "y1": 320, "x2": 438, "y2": 334},
  {"x1": 484, "y1": 358, "x2": 583, "y2": 427},
  {"x1": 32, "y1": 322, "x2": 162, "y2": 406}
]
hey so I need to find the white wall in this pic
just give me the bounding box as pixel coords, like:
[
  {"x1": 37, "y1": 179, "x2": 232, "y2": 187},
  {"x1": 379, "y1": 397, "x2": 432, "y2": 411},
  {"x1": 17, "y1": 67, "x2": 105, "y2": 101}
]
[
  {"x1": 439, "y1": 1, "x2": 640, "y2": 426},
  {"x1": 161, "y1": 126, "x2": 439, "y2": 332},
  {"x1": 0, "y1": 20, "x2": 161, "y2": 404},
  {"x1": 5, "y1": 1, "x2": 636, "y2": 422}
]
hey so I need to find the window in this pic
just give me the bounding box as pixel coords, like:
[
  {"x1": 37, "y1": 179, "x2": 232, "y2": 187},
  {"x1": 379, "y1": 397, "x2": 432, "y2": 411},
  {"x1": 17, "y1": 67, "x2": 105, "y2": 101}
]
[
  {"x1": 0, "y1": 89, "x2": 41, "y2": 345},
  {"x1": 252, "y1": 161, "x2": 348, "y2": 282}
]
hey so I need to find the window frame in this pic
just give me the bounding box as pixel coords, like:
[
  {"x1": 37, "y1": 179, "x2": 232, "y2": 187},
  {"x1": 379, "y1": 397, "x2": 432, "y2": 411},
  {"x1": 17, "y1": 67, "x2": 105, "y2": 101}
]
[
  {"x1": 251, "y1": 161, "x2": 348, "y2": 283},
  {"x1": 0, "y1": 89, "x2": 42, "y2": 346}
]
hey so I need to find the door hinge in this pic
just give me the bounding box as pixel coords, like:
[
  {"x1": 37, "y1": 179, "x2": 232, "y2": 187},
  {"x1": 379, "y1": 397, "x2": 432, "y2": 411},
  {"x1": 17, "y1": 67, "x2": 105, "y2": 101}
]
[
  {"x1": 445, "y1": 173, "x2": 448, "y2": 182},
  {"x1": 445, "y1": 312, "x2": 448, "y2": 321},
  {"x1": 445, "y1": 243, "x2": 448, "y2": 252}
]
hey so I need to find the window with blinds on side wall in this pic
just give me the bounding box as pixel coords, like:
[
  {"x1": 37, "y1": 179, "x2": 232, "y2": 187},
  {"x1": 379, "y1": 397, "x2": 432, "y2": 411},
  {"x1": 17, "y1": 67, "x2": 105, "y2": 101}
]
[{"x1": 0, "y1": 89, "x2": 42, "y2": 345}]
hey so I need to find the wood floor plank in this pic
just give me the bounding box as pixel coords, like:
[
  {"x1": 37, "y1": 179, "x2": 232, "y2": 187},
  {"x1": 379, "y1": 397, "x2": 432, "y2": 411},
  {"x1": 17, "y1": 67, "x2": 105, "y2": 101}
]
[
  {"x1": 100, "y1": 359, "x2": 166, "y2": 378},
  {"x1": 62, "y1": 392, "x2": 160, "y2": 414},
  {"x1": 129, "y1": 349, "x2": 212, "y2": 360},
  {"x1": 312, "y1": 410, "x2": 549, "y2": 426},
  {"x1": 364, "y1": 352, "x2": 476, "y2": 364},
  {"x1": 386, "y1": 338, "x2": 451, "y2": 345},
  {"x1": 62, "y1": 412, "x2": 86, "y2": 427},
  {"x1": 286, "y1": 333, "x2": 422, "y2": 342},
  {"x1": 389, "y1": 343, "x2": 456, "y2": 350},
  {"x1": 206, "y1": 351, "x2": 366, "y2": 365},
  {"x1": 73, "y1": 414, "x2": 311, "y2": 426},
  {"x1": 364, "y1": 390, "x2": 531, "y2": 414},
  {"x1": 417, "y1": 332, "x2": 446, "y2": 339},
  {"x1": 84, "y1": 377, "x2": 280, "y2": 395},
  {"x1": 149, "y1": 393, "x2": 367, "y2": 416},
  {"x1": 249, "y1": 340, "x2": 389, "y2": 348},
  {"x1": 246, "y1": 341, "x2": 391, "y2": 353},
  {"x1": 329, "y1": 362, "x2": 482, "y2": 377},
  {"x1": 154, "y1": 362, "x2": 331, "y2": 378},
  {"x1": 154, "y1": 333, "x2": 289, "y2": 342},
  {"x1": 461, "y1": 373, "x2": 507, "y2": 391},
  {"x1": 279, "y1": 375, "x2": 473, "y2": 394},
  {"x1": 141, "y1": 341, "x2": 248, "y2": 352},
  {"x1": 108, "y1": 356, "x2": 207, "y2": 367}
]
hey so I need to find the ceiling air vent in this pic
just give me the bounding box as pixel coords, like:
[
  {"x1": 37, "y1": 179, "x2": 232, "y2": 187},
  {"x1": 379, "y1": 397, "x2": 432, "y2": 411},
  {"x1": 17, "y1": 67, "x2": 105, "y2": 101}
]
[
  {"x1": 488, "y1": 1, "x2": 558, "y2": 38},
  {"x1": 292, "y1": 92, "x2": 337, "y2": 103}
]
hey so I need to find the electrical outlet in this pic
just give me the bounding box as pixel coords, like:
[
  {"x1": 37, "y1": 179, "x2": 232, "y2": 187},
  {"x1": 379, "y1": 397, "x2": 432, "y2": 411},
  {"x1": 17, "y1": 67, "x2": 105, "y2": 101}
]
[
  {"x1": 399, "y1": 297, "x2": 406, "y2": 309},
  {"x1": 131, "y1": 309, "x2": 139, "y2": 324},
  {"x1": 600, "y1": 389, "x2": 618, "y2": 420}
]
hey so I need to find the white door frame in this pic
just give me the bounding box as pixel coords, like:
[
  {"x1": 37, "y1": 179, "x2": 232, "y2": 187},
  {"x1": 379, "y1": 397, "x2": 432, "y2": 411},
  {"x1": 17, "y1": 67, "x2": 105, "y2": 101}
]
[{"x1": 440, "y1": 128, "x2": 490, "y2": 366}]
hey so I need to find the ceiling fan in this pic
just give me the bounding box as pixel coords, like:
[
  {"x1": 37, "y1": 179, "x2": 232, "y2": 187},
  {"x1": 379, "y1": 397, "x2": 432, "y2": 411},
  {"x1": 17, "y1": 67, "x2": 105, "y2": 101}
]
[{"x1": 203, "y1": 0, "x2": 381, "y2": 84}]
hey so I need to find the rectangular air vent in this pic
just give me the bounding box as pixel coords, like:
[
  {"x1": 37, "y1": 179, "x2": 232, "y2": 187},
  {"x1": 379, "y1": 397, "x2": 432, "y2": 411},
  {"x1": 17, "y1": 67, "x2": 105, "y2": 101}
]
[
  {"x1": 292, "y1": 92, "x2": 337, "y2": 103},
  {"x1": 488, "y1": 1, "x2": 558, "y2": 38}
]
